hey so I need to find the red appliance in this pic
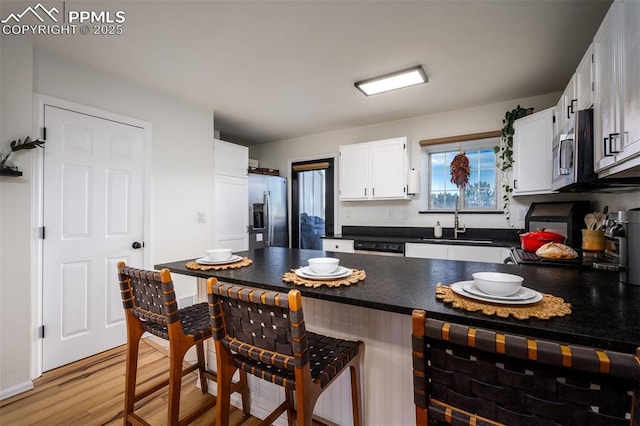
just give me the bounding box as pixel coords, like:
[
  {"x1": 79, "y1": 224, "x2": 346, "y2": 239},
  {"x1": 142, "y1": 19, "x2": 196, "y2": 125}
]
[{"x1": 519, "y1": 230, "x2": 566, "y2": 253}]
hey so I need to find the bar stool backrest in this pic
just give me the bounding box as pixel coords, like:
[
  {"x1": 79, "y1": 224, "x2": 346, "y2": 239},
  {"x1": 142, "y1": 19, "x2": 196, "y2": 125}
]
[
  {"x1": 208, "y1": 282, "x2": 310, "y2": 375},
  {"x1": 412, "y1": 310, "x2": 640, "y2": 426}
]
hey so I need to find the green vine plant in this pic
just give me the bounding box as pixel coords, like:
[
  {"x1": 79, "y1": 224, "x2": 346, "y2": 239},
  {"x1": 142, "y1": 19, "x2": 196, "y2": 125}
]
[
  {"x1": 0, "y1": 136, "x2": 45, "y2": 169},
  {"x1": 494, "y1": 105, "x2": 533, "y2": 227}
]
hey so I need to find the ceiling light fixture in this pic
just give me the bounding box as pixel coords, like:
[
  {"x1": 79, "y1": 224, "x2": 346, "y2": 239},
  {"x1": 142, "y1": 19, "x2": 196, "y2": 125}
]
[{"x1": 355, "y1": 65, "x2": 428, "y2": 96}]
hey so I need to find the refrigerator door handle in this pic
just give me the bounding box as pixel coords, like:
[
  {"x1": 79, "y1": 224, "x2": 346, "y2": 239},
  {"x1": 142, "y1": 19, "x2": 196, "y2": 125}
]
[{"x1": 264, "y1": 190, "x2": 271, "y2": 246}]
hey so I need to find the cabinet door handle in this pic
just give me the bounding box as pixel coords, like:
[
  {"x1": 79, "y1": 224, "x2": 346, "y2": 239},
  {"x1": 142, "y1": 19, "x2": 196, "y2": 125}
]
[
  {"x1": 364, "y1": 188, "x2": 367, "y2": 196},
  {"x1": 566, "y1": 105, "x2": 572, "y2": 120},
  {"x1": 570, "y1": 99, "x2": 577, "y2": 115},
  {"x1": 609, "y1": 133, "x2": 621, "y2": 153},
  {"x1": 603, "y1": 137, "x2": 612, "y2": 157},
  {"x1": 372, "y1": 188, "x2": 375, "y2": 196},
  {"x1": 513, "y1": 179, "x2": 518, "y2": 189}
]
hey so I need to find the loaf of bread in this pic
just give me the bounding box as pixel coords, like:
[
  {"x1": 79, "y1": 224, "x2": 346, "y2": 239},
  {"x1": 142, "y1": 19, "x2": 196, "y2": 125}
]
[{"x1": 535, "y1": 242, "x2": 578, "y2": 259}]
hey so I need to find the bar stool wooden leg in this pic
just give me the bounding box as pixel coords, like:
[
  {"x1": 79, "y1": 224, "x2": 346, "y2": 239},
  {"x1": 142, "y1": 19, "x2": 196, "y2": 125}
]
[
  {"x1": 285, "y1": 389, "x2": 295, "y2": 426},
  {"x1": 167, "y1": 342, "x2": 189, "y2": 425},
  {"x1": 215, "y1": 341, "x2": 237, "y2": 425},
  {"x1": 195, "y1": 341, "x2": 208, "y2": 394},
  {"x1": 124, "y1": 312, "x2": 144, "y2": 426},
  {"x1": 350, "y1": 361, "x2": 362, "y2": 426},
  {"x1": 240, "y1": 370, "x2": 251, "y2": 417}
]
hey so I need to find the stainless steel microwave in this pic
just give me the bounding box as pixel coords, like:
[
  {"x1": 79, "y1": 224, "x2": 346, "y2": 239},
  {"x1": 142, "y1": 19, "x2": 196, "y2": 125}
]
[{"x1": 551, "y1": 109, "x2": 597, "y2": 191}]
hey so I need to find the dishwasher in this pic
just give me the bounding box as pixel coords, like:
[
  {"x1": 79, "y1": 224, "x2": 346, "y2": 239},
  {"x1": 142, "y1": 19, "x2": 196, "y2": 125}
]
[{"x1": 353, "y1": 240, "x2": 405, "y2": 256}]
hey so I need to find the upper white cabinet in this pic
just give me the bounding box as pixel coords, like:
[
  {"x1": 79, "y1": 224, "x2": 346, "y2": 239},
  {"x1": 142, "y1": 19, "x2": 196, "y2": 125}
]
[
  {"x1": 512, "y1": 107, "x2": 555, "y2": 195},
  {"x1": 593, "y1": 0, "x2": 640, "y2": 175},
  {"x1": 339, "y1": 137, "x2": 409, "y2": 201},
  {"x1": 338, "y1": 143, "x2": 370, "y2": 200},
  {"x1": 559, "y1": 73, "x2": 577, "y2": 131},
  {"x1": 214, "y1": 139, "x2": 248, "y2": 177},
  {"x1": 576, "y1": 44, "x2": 594, "y2": 110},
  {"x1": 618, "y1": 0, "x2": 640, "y2": 165}
]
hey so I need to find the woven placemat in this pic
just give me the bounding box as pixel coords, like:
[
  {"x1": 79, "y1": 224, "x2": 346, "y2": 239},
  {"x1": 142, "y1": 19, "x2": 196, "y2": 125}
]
[
  {"x1": 283, "y1": 269, "x2": 366, "y2": 288},
  {"x1": 435, "y1": 283, "x2": 571, "y2": 320},
  {"x1": 186, "y1": 257, "x2": 253, "y2": 271}
]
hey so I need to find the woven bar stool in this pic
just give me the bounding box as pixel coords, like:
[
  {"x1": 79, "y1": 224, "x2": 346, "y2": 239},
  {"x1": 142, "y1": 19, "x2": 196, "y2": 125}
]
[
  {"x1": 411, "y1": 309, "x2": 640, "y2": 426},
  {"x1": 117, "y1": 262, "x2": 248, "y2": 425},
  {"x1": 207, "y1": 279, "x2": 365, "y2": 426}
]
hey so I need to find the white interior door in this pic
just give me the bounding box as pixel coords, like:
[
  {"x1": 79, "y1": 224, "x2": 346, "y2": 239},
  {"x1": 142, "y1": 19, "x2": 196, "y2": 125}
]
[{"x1": 42, "y1": 105, "x2": 146, "y2": 371}]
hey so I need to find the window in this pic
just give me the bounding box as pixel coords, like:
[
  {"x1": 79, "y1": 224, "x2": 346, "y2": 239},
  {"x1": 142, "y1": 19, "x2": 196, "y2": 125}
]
[{"x1": 423, "y1": 139, "x2": 499, "y2": 211}]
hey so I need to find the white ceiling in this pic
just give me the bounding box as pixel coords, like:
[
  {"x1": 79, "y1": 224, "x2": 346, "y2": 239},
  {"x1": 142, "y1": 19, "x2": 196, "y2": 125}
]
[{"x1": 9, "y1": 0, "x2": 611, "y2": 145}]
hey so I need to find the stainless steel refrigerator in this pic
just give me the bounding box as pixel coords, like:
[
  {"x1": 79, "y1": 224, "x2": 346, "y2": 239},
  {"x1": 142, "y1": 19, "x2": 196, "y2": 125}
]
[{"x1": 248, "y1": 174, "x2": 289, "y2": 249}]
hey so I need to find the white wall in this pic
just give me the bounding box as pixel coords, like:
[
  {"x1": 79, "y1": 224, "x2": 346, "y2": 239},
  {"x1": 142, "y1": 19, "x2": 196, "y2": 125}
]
[
  {"x1": 0, "y1": 43, "x2": 216, "y2": 397},
  {"x1": 250, "y1": 95, "x2": 640, "y2": 232},
  {"x1": 0, "y1": 36, "x2": 36, "y2": 399}
]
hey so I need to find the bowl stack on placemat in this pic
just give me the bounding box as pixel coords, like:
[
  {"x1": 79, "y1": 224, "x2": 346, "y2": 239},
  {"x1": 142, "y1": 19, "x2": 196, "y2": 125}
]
[
  {"x1": 186, "y1": 248, "x2": 252, "y2": 271},
  {"x1": 283, "y1": 257, "x2": 366, "y2": 288},
  {"x1": 436, "y1": 272, "x2": 571, "y2": 320}
]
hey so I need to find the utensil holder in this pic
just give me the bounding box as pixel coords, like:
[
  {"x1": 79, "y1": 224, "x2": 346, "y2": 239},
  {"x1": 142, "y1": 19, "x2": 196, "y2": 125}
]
[{"x1": 582, "y1": 229, "x2": 605, "y2": 251}]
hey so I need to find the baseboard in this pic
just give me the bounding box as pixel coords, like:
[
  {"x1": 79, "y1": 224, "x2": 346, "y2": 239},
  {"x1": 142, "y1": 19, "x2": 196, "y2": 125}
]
[{"x1": 0, "y1": 380, "x2": 34, "y2": 402}]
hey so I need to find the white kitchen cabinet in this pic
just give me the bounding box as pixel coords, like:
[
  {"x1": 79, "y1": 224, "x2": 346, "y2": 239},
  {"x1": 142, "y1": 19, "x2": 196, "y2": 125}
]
[
  {"x1": 593, "y1": 0, "x2": 640, "y2": 176},
  {"x1": 512, "y1": 107, "x2": 555, "y2": 195},
  {"x1": 213, "y1": 140, "x2": 249, "y2": 250},
  {"x1": 338, "y1": 143, "x2": 370, "y2": 200},
  {"x1": 553, "y1": 97, "x2": 563, "y2": 138},
  {"x1": 593, "y1": 4, "x2": 620, "y2": 172},
  {"x1": 617, "y1": 0, "x2": 640, "y2": 164},
  {"x1": 214, "y1": 139, "x2": 248, "y2": 177},
  {"x1": 559, "y1": 73, "x2": 577, "y2": 131},
  {"x1": 576, "y1": 44, "x2": 594, "y2": 110},
  {"x1": 453, "y1": 245, "x2": 511, "y2": 264},
  {"x1": 405, "y1": 243, "x2": 510, "y2": 264},
  {"x1": 339, "y1": 137, "x2": 409, "y2": 201},
  {"x1": 213, "y1": 174, "x2": 248, "y2": 251},
  {"x1": 405, "y1": 243, "x2": 450, "y2": 260},
  {"x1": 321, "y1": 238, "x2": 354, "y2": 253}
]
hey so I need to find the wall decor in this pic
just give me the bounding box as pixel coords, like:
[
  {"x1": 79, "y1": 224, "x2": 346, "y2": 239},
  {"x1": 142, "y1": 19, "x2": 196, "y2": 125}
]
[{"x1": 0, "y1": 136, "x2": 45, "y2": 176}]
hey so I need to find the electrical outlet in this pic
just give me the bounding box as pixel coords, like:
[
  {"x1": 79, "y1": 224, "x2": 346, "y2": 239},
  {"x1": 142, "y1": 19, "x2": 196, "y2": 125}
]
[
  {"x1": 517, "y1": 207, "x2": 527, "y2": 221},
  {"x1": 386, "y1": 210, "x2": 393, "y2": 220},
  {"x1": 346, "y1": 209, "x2": 352, "y2": 219},
  {"x1": 197, "y1": 211, "x2": 206, "y2": 223},
  {"x1": 403, "y1": 210, "x2": 409, "y2": 220}
]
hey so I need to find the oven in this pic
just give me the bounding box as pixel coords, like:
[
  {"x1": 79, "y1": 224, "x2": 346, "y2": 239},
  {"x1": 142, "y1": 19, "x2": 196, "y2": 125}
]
[{"x1": 353, "y1": 240, "x2": 405, "y2": 256}]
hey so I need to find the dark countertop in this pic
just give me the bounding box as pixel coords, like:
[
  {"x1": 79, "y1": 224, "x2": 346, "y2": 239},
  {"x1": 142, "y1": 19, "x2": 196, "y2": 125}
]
[
  {"x1": 327, "y1": 226, "x2": 521, "y2": 248},
  {"x1": 156, "y1": 247, "x2": 640, "y2": 354}
]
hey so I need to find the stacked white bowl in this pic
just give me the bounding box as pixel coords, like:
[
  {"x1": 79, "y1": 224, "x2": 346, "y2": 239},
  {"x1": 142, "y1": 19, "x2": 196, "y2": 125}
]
[{"x1": 472, "y1": 272, "x2": 523, "y2": 296}]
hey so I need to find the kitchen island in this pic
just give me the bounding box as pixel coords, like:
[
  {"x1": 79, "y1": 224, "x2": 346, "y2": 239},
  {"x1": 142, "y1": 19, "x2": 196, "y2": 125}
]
[{"x1": 156, "y1": 247, "x2": 640, "y2": 425}]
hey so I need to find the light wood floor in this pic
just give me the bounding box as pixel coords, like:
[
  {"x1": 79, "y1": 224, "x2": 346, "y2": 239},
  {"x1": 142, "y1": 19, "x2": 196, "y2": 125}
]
[{"x1": 0, "y1": 339, "x2": 260, "y2": 425}]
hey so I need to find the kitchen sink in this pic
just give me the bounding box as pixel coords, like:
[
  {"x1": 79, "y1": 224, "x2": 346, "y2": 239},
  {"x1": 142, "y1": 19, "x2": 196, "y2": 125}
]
[{"x1": 421, "y1": 238, "x2": 493, "y2": 245}]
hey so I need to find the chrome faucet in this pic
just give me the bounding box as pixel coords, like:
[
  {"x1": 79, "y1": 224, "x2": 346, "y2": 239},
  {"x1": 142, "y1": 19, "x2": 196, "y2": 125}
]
[{"x1": 454, "y1": 198, "x2": 466, "y2": 239}]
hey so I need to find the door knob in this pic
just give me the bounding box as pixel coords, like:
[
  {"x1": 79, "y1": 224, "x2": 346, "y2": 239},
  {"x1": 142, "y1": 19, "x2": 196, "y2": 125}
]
[{"x1": 132, "y1": 241, "x2": 143, "y2": 249}]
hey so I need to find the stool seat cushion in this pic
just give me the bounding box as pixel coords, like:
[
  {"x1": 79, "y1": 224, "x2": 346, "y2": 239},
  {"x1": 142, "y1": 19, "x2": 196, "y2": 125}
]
[
  {"x1": 232, "y1": 331, "x2": 360, "y2": 390},
  {"x1": 141, "y1": 302, "x2": 212, "y2": 341}
]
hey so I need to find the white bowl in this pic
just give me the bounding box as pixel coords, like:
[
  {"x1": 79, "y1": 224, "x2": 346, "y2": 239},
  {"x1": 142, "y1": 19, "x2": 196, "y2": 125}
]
[
  {"x1": 308, "y1": 257, "x2": 340, "y2": 275},
  {"x1": 207, "y1": 248, "x2": 232, "y2": 262},
  {"x1": 472, "y1": 272, "x2": 524, "y2": 296}
]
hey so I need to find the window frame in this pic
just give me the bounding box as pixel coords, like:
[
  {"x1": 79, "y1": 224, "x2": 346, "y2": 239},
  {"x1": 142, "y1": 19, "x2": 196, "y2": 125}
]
[{"x1": 421, "y1": 137, "x2": 501, "y2": 212}]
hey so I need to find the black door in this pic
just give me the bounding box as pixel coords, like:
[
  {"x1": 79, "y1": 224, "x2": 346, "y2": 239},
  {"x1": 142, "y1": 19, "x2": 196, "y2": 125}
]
[{"x1": 291, "y1": 158, "x2": 335, "y2": 249}]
